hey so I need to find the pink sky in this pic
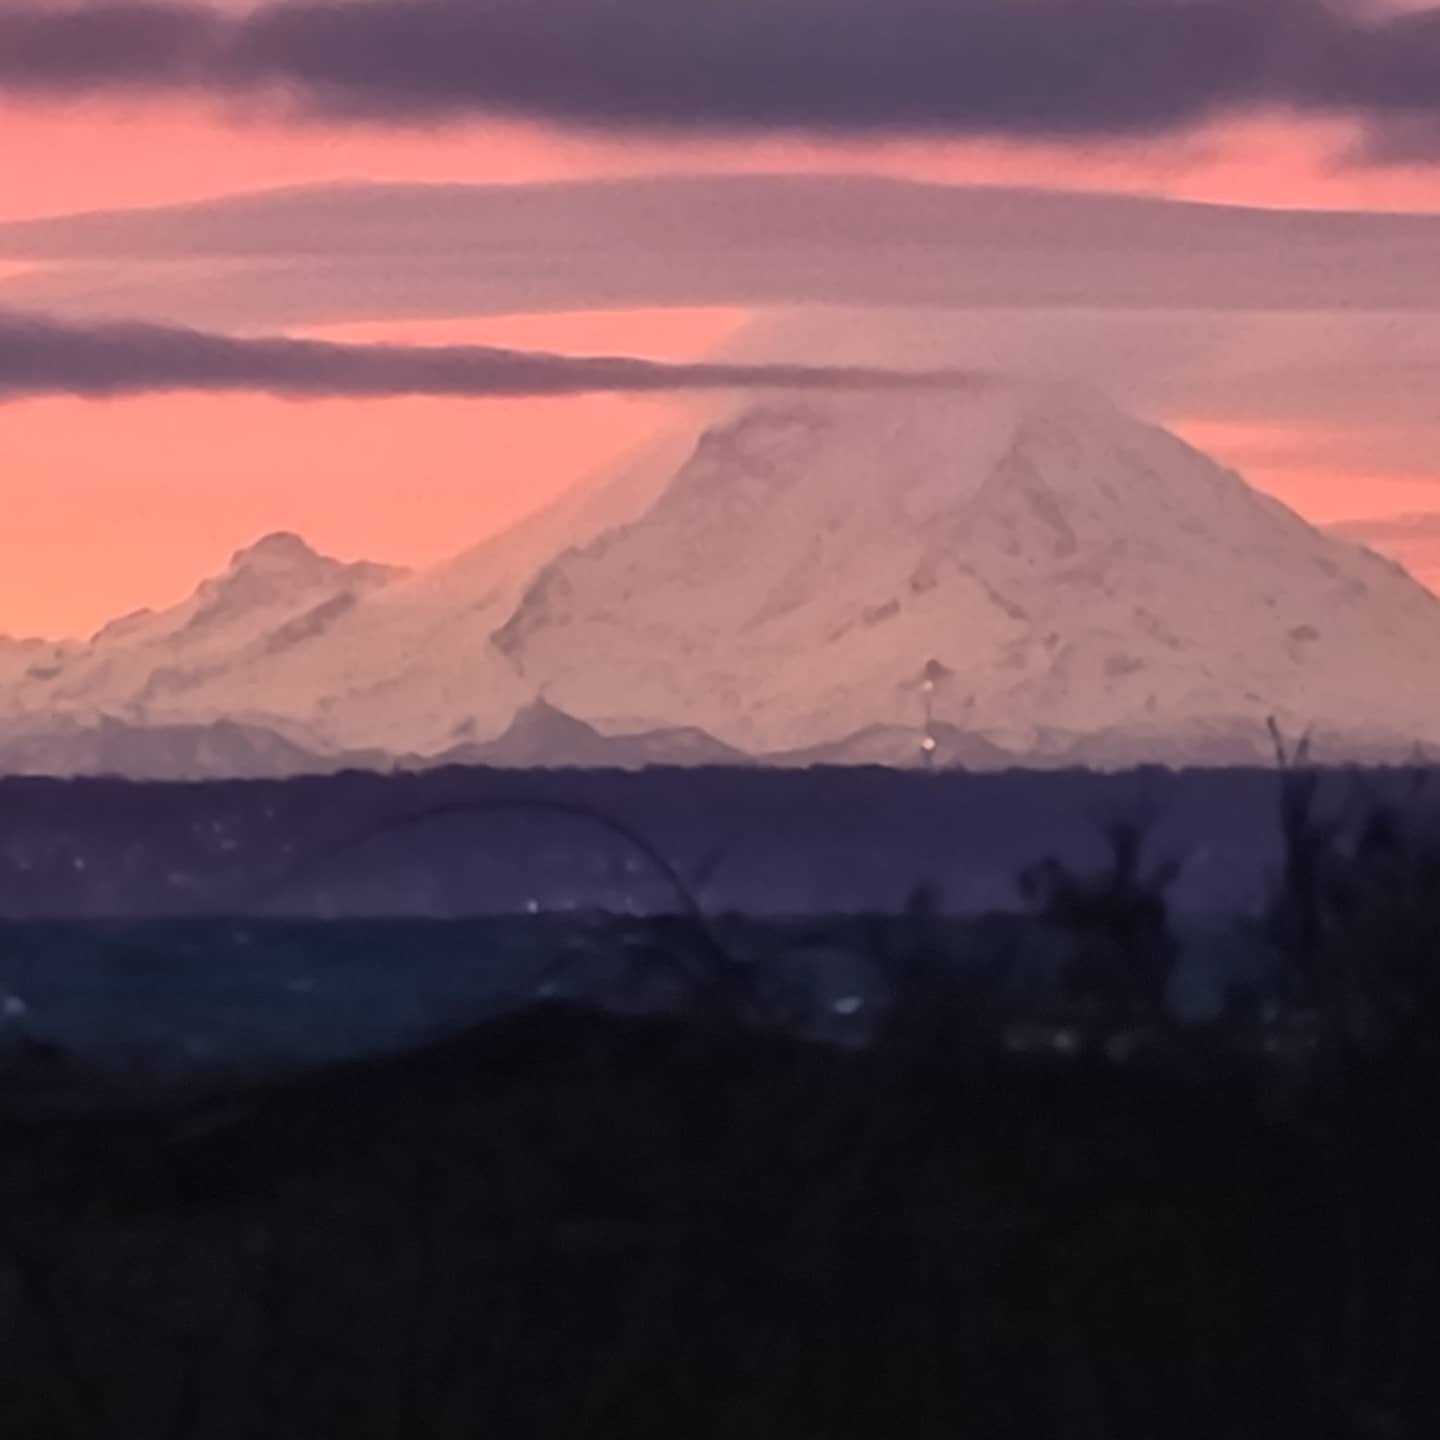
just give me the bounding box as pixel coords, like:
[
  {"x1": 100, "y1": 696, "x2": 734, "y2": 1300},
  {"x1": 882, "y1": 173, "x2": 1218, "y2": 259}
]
[{"x1": 3, "y1": 84, "x2": 1440, "y2": 637}]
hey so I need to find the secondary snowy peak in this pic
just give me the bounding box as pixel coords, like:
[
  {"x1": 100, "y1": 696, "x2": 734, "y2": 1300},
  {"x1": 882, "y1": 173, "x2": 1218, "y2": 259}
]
[
  {"x1": 1, "y1": 532, "x2": 407, "y2": 725},
  {"x1": 231, "y1": 530, "x2": 321, "y2": 567},
  {"x1": 187, "y1": 531, "x2": 402, "y2": 630},
  {"x1": 157, "y1": 425, "x2": 695, "y2": 758},
  {"x1": 493, "y1": 384, "x2": 1440, "y2": 756}
]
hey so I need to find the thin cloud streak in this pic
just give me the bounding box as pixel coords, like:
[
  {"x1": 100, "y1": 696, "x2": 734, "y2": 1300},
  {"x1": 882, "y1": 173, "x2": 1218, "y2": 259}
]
[
  {"x1": 1, "y1": 1, "x2": 1440, "y2": 152},
  {"x1": 0, "y1": 308, "x2": 981, "y2": 400}
]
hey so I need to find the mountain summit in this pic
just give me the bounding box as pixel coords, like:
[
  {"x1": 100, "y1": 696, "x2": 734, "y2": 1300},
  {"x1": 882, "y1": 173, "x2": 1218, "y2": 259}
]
[
  {"x1": 231, "y1": 530, "x2": 321, "y2": 567},
  {"x1": 491, "y1": 384, "x2": 1440, "y2": 759}
]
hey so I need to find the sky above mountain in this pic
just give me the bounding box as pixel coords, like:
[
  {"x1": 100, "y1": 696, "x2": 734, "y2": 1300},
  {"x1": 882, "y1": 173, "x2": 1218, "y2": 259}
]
[{"x1": 2, "y1": 0, "x2": 1439, "y2": 637}]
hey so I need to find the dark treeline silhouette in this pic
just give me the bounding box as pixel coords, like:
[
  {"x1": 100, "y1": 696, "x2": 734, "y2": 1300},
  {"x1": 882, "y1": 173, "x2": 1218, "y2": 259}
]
[
  {"x1": 2, "y1": 762, "x2": 1440, "y2": 1435},
  {"x1": 0, "y1": 763, "x2": 1408, "y2": 918},
  {"x1": 0, "y1": 1004, "x2": 1332, "y2": 1439}
]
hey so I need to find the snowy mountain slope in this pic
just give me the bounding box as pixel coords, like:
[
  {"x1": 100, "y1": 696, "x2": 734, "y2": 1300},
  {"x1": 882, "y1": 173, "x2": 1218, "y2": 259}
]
[
  {"x1": 0, "y1": 532, "x2": 405, "y2": 733},
  {"x1": 0, "y1": 635, "x2": 76, "y2": 692},
  {"x1": 1328, "y1": 514, "x2": 1440, "y2": 598},
  {"x1": 491, "y1": 384, "x2": 1440, "y2": 756},
  {"x1": 6, "y1": 379, "x2": 1438, "y2": 772},
  {"x1": 0, "y1": 418, "x2": 699, "y2": 759},
  {"x1": 158, "y1": 422, "x2": 694, "y2": 755}
]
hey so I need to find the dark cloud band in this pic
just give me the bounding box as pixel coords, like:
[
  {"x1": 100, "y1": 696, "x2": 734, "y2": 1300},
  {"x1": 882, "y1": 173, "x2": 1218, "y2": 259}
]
[
  {"x1": 0, "y1": 308, "x2": 980, "y2": 400},
  {"x1": 1, "y1": 1, "x2": 1438, "y2": 148}
]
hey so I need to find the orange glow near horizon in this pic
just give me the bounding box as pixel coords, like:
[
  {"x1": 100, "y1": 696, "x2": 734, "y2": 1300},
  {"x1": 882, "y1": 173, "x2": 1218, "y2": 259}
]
[{"x1": 0, "y1": 308, "x2": 749, "y2": 640}]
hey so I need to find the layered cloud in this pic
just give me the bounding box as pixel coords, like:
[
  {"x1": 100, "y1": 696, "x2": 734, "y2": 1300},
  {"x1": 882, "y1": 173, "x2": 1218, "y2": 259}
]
[
  {"x1": 1, "y1": 0, "x2": 1439, "y2": 153},
  {"x1": 6, "y1": 173, "x2": 1440, "y2": 540},
  {"x1": 0, "y1": 307, "x2": 978, "y2": 400},
  {"x1": 5, "y1": 176, "x2": 1440, "y2": 330},
  {"x1": 6, "y1": 176, "x2": 1438, "y2": 462}
]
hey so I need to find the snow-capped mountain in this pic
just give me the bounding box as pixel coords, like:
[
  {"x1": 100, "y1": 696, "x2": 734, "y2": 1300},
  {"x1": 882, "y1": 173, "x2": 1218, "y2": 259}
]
[
  {"x1": 0, "y1": 531, "x2": 405, "y2": 739},
  {"x1": 492, "y1": 384, "x2": 1440, "y2": 757},
  {"x1": 0, "y1": 419, "x2": 690, "y2": 761},
  {"x1": 132, "y1": 422, "x2": 687, "y2": 756},
  {"x1": 5, "y1": 381, "x2": 1440, "y2": 773}
]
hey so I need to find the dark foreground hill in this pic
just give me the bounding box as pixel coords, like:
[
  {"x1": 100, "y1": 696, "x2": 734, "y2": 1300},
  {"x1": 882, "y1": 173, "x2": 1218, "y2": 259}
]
[
  {"x1": 2, "y1": 757, "x2": 1439, "y2": 1437},
  {"x1": 1, "y1": 986, "x2": 1436, "y2": 1440}
]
